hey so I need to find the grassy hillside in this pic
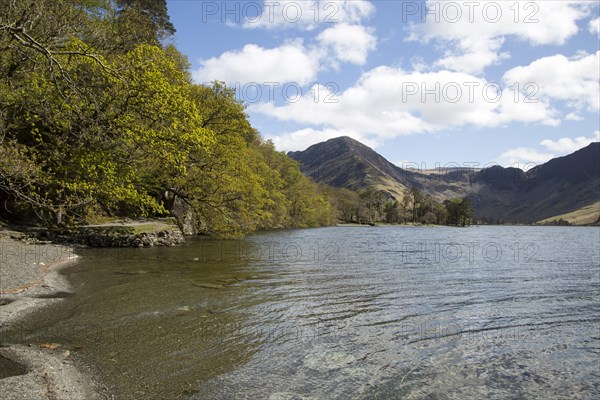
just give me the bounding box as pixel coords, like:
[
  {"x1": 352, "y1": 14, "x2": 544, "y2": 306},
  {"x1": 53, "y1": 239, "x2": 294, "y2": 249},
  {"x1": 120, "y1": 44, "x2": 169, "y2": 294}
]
[{"x1": 538, "y1": 201, "x2": 600, "y2": 225}]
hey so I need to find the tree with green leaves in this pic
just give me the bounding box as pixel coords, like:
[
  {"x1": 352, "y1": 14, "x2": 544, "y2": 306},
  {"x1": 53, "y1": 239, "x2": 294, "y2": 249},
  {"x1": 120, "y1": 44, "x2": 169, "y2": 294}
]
[
  {"x1": 444, "y1": 198, "x2": 473, "y2": 226},
  {"x1": 117, "y1": 0, "x2": 176, "y2": 38},
  {"x1": 384, "y1": 200, "x2": 402, "y2": 223},
  {"x1": 1, "y1": 0, "x2": 336, "y2": 237},
  {"x1": 408, "y1": 187, "x2": 422, "y2": 223},
  {"x1": 1, "y1": 1, "x2": 206, "y2": 224}
]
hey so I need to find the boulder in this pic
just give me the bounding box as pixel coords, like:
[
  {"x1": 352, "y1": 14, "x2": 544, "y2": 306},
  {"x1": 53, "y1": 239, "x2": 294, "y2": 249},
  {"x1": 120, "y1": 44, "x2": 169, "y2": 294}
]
[{"x1": 162, "y1": 191, "x2": 198, "y2": 235}]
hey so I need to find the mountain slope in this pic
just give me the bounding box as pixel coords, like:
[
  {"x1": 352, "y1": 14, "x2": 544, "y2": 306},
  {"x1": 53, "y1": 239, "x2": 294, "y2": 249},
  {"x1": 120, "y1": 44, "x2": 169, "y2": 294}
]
[
  {"x1": 538, "y1": 201, "x2": 600, "y2": 225},
  {"x1": 288, "y1": 136, "x2": 470, "y2": 200},
  {"x1": 472, "y1": 142, "x2": 600, "y2": 222},
  {"x1": 288, "y1": 136, "x2": 414, "y2": 198},
  {"x1": 289, "y1": 137, "x2": 600, "y2": 224}
]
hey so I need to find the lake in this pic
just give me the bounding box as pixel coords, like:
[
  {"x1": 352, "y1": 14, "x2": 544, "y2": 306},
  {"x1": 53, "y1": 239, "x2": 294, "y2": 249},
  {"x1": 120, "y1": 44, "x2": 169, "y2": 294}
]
[{"x1": 3, "y1": 226, "x2": 600, "y2": 399}]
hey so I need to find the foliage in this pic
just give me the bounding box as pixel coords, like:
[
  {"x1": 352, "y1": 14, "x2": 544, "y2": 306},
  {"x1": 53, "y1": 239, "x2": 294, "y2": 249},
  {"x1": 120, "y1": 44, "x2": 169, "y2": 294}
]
[
  {"x1": 444, "y1": 198, "x2": 473, "y2": 226},
  {"x1": 0, "y1": 0, "x2": 335, "y2": 237},
  {"x1": 116, "y1": 0, "x2": 176, "y2": 40},
  {"x1": 332, "y1": 185, "x2": 474, "y2": 227}
]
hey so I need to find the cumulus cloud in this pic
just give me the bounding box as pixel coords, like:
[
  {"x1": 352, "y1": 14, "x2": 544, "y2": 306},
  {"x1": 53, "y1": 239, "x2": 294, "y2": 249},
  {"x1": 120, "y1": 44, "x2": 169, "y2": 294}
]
[
  {"x1": 267, "y1": 128, "x2": 378, "y2": 151},
  {"x1": 498, "y1": 131, "x2": 600, "y2": 168},
  {"x1": 540, "y1": 132, "x2": 600, "y2": 153},
  {"x1": 193, "y1": 19, "x2": 379, "y2": 85},
  {"x1": 243, "y1": 0, "x2": 375, "y2": 30},
  {"x1": 192, "y1": 41, "x2": 319, "y2": 86},
  {"x1": 248, "y1": 49, "x2": 599, "y2": 147},
  {"x1": 498, "y1": 147, "x2": 556, "y2": 168},
  {"x1": 503, "y1": 51, "x2": 600, "y2": 112},
  {"x1": 409, "y1": 1, "x2": 592, "y2": 74},
  {"x1": 565, "y1": 112, "x2": 583, "y2": 121},
  {"x1": 251, "y1": 66, "x2": 559, "y2": 147},
  {"x1": 434, "y1": 37, "x2": 510, "y2": 75},
  {"x1": 589, "y1": 17, "x2": 600, "y2": 35},
  {"x1": 317, "y1": 23, "x2": 377, "y2": 66}
]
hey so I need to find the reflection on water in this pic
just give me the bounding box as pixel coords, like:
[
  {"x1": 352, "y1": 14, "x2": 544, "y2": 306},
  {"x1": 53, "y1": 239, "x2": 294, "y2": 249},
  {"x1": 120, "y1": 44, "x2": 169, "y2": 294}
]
[{"x1": 2, "y1": 226, "x2": 600, "y2": 399}]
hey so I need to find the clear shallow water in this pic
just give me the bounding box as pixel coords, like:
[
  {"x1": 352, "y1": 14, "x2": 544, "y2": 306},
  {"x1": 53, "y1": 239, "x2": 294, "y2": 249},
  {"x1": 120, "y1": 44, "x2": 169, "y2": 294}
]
[{"x1": 3, "y1": 226, "x2": 600, "y2": 399}]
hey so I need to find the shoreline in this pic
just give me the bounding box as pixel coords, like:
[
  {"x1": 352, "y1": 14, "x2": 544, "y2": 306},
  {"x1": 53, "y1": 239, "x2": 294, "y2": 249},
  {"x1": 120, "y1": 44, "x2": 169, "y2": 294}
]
[{"x1": 0, "y1": 233, "x2": 102, "y2": 399}]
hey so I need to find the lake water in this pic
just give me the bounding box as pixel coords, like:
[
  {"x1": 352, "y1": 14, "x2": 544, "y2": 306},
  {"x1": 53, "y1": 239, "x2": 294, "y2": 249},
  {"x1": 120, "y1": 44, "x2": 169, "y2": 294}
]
[{"x1": 3, "y1": 226, "x2": 600, "y2": 399}]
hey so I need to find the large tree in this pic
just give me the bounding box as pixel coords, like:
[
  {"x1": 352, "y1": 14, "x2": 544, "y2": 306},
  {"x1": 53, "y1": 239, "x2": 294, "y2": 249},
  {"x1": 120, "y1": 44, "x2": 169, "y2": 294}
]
[
  {"x1": 444, "y1": 198, "x2": 473, "y2": 226},
  {"x1": 0, "y1": 0, "x2": 210, "y2": 223}
]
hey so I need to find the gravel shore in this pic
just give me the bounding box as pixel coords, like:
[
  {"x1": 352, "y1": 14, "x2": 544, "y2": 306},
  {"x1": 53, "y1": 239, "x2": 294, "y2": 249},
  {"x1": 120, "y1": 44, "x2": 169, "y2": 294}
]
[{"x1": 0, "y1": 231, "x2": 101, "y2": 399}]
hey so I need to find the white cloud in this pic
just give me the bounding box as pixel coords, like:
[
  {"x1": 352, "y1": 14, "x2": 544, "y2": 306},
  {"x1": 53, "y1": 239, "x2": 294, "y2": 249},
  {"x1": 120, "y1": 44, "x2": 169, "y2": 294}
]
[
  {"x1": 394, "y1": 160, "x2": 411, "y2": 167},
  {"x1": 410, "y1": 56, "x2": 427, "y2": 72},
  {"x1": 540, "y1": 133, "x2": 600, "y2": 153},
  {"x1": 503, "y1": 51, "x2": 600, "y2": 112},
  {"x1": 498, "y1": 147, "x2": 555, "y2": 167},
  {"x1": 498, "y1": 131, "x2": 600, "y2": 168},
  {"x1": 317, "y1": 23, "x2": 377, "y2": 66},
  {"x1": 267, "y1": 128, "x2": 377, "y2": 151},
  {"x1": 252, "y1": 66, "x2": 558, "y2": 144},
  {"x1": 193, "y1": 21, "x2": 379, "y2": 85},
  {"x1": 496, "y1": 87, "x2": 560, "y2": 126},
  {"x1": 565, "y1": 112, "x2": 583, "y2": 121},
  {"x1": 243, "y1": 0, "x2": 374, "y2": 31},
  {"x1": 589, "y1": 17, "x2": 600, "y2": 35},
  {"x1": 193, "y1": 41, "x2": 319, "y2": 85},
  {"x1": 434, "y1": 37, "x2": 510, "y2": 75},
  {"x1": 409, "y1": 1, "x2": 592, "y2": 74}
]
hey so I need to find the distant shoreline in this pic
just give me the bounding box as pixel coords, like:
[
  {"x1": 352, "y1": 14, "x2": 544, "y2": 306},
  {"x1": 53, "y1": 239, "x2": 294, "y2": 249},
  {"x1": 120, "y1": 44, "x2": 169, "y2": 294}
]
[
  {"x1": 336, "y1": 222, "x2": 599, "y2": 228},
  {"x1": 336, "y1": 222, "x2": 440, "y2": 227}
]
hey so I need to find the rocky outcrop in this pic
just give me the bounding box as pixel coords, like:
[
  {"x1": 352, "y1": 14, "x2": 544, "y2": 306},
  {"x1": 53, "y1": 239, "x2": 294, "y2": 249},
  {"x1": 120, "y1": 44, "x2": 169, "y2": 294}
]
[
  {"x1": 39, "y1": 222, "x2": 185, "y2": 247},
  {"x1": 161, "y1": 191, "x2": 198, "y2": 235},
  {"x1": 71, "y1": 227, "x2": 184, "y2": 247}
]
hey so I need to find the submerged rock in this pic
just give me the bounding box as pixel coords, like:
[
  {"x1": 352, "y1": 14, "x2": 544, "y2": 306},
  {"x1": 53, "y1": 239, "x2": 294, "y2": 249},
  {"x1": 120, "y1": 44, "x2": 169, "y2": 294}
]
[
  {"x1": 192, "y1": 283, "x2": 225, "y2": 289},
  {"x1": 39, "y1": 343, "x2": 61, "y2": 350},
  {"x1": 303, "y1": 351, "x2": 356, "y2": 371},
  {"x1": 269, "y1": 393, "x2": 316, "y2": 400}
]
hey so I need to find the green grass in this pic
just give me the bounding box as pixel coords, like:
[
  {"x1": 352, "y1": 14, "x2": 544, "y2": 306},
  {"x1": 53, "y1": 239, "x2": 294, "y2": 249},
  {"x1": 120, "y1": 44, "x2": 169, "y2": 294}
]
[
  {"x1": 129, "y1": 222, "x2": 177, "y2": 234},
  {"x1": 538, "y1": 201, "x2": 600, "y2": 225},
  {"x1": 80, "y1": 220, "x2": 179, "y2": 235}
]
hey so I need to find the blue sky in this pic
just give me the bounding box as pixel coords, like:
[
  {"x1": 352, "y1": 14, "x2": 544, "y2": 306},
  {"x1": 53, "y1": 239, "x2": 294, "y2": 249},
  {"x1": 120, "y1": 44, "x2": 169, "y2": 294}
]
[{"x1": 166, "y1": 0, "x2": 599, "y2": 170}]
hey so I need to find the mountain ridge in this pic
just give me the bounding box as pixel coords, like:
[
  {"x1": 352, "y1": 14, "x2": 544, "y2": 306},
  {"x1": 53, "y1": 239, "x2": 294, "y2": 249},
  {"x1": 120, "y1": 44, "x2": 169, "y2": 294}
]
[{"x1": 288, "y1": 136, "x2": 600, "y2": 224}]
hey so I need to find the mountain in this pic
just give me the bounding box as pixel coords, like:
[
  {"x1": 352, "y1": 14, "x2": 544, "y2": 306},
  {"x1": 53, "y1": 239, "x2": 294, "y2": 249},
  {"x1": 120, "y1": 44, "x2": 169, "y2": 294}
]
[
  {"x1": 287, "y1": 136, "x2": 470, "y2": 200},
  {"x1": 288, "y1": 137, "x2": 600, "y2": 224},
  {"x1": 471, "y1": 143, "x2": 600, "y2": 223},
  {"x1": 288, "y1": 136, "x2": 480, "y2": 202},
  {"x1": 288, "y1": 136, "x2": 416, "y2": 198}
]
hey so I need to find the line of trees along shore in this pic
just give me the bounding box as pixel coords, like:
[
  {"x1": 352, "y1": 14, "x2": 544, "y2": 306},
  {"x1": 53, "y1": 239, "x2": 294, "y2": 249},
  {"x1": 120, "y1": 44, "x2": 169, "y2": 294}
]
[
  {"x1": 0, "y1": 1, "x2": 473, "y2": 237},
  {"x1": 0, "y1": 0, "x2": 334, "y2": 238},
  {"x1": 333, "y1": 188, "x2": 474, "y2": 226}
]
